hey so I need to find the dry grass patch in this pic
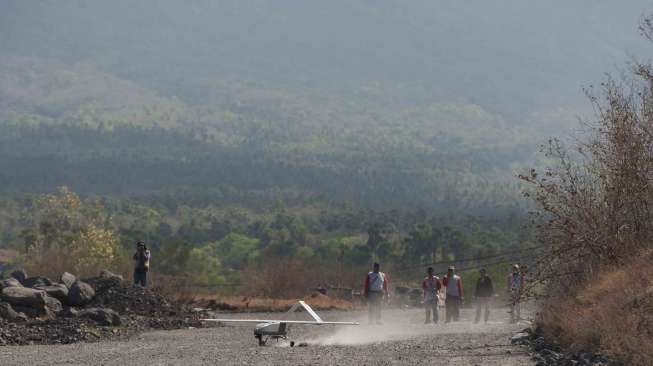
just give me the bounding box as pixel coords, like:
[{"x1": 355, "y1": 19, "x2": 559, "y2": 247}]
[
  {"x1": 193, "y1": 292, "x2": 357, "y2": 312},
  {"x1": 539, "y1": 251, "x2": 653, "y2": 366},
  {"x1": 0, "y1": 248, "x2": 18, "y2": 264}
]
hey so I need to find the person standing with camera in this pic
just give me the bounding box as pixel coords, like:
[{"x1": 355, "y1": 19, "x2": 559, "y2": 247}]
[{"x1": 133, "y1": 241, "x2": 151, "y2": 287}]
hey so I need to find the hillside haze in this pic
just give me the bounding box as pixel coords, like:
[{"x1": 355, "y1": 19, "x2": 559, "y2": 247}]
[{"x1": 0, "y1": 1, "x2": 651, "y2": 211}]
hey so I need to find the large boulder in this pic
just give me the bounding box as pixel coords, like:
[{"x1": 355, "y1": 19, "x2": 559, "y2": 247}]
[
  {"x1": 0, "y1": 302, "x2": 28, "y2": 322},
  {"x1": 0, "y1": 277, "x2": 22, "y2": 289},
  {"x1": 60, "y1": 272, "x2": 76, "y2": 289},
  {"x1": 43, "y1": 295, "x2": 63, "y2": 314},
  {"x1": 22, "y1": 276, "x2": 53, "y2": 288},
  {"x1": 60, "y1": 272, "x2": 77, "y2": 289},
  {"x1": 35, "y1": 284, "x2": 69, "y2": 303},
  {"x1": 68, "y1": 280, "x2": 95, "y2": 306},
  {"x1": 76, "y1": 307, "x2": 122, "y2": 326},
  {"x1": 10, "y1": 270, "x2": 27, "y2": 283},
  {"x1": 0, "y1": 286, "x2": 47, "y2": 307},
  {"x1": 11, "y1": 295, "x2": 62, "y2": 319},
  {"x1": 99, "y1": 269, "x2": 123, "y2": 282}
]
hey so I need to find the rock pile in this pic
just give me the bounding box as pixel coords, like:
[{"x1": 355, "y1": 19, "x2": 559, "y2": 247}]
[
  {"x1": 0, "y1": 269, "x2": 203, "y2": 346},
  {"x1": 512, "y1": 328, "x2": 619, "y2": 366},
  {"x1": 0, "y1": 270, "x2": 97, "y2": 322}
]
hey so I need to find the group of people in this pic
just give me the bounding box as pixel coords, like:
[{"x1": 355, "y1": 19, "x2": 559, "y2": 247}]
[
  {"x1": 131, "y1": 240, "x2": 525, "y2": 325},
  {"x1": 363, "y1": 262, "x2": 525, "y2": 324}
]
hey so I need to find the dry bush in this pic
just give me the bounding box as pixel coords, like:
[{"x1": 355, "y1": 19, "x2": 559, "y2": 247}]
[
  {"x1": 22, "y1": 239, "x2": 130, "y2": 280},
  {"x1": 196, "y1": 293, "x2": 355, "y2": 312},
  {"x1": 146, "y1": 273, "x2": 192, "y2": 300},
  {"x1": 19, "y1": 187, "x2": 130, "y2": 279},
  {"x1": 521, "y1": 70, "x2": 653, "y2": 293},
  {"x1": 241, "y1": 258, "x2": 361, "y2": 299},
  {"x1": 538, "y1": 251, "x2": 653, "y2": 365}
]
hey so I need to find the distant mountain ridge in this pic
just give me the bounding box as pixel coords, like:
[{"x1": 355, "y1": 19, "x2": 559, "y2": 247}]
[{"x1": 0, "y1": 1, "x2": 650, "y2": 211}]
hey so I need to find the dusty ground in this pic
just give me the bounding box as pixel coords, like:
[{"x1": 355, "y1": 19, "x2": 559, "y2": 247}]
[{"x1": 0, "y1": 304, "x2": 534, "y2": 366}]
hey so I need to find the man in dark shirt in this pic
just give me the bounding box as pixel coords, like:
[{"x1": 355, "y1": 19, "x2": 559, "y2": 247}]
[{"x1": 474, "y1": 268, "x2": 494, "y2": 323}]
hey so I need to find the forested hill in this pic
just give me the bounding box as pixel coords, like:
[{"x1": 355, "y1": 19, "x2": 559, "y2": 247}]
[
  {"x1": 0, "y1": 57, "x2": 528, "y2": 212},
  {"x1": 0, "y1": 1, "x2": 650, "y2": 212}
]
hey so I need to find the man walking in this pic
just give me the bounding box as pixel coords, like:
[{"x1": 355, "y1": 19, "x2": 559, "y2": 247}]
[
  {"x1": 507, "y1": 264, "x2": 524, "y2": 323},
  {"x1": 442, "y1": 266, "x2": 463, "y2": 322},
  {"x1": 422, "y1": 267, "x2": 442, "y2": 324},
  {"x1": 133, "y1": 241, "x2": 151, "y2": 287},
  {"x1": 363, "y1": 262, "x2": 389, "y2": 325},
  {"x1": 474, "y1": 268, "x2": 494, "y2": 323}
]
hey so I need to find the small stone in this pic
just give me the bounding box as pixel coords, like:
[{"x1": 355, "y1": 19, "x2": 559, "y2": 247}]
[
  {"x1": 99, "y1": 270, "x2": 123, "y2": 281},
  {"x1": 511, "y1": 332, "x2": 530, "y2": 345},
  {"x1": 76, "y1": 307, "x2": 122, "y2": 326}
]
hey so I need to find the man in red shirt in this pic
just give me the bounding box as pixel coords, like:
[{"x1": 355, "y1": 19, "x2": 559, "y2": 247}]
[{"x1": 364, "y1": 262, "x2": 389, "y2": 325}]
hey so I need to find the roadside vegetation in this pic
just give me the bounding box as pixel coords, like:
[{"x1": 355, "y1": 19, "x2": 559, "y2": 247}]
[
  {"x1": 0, "y1": 186, "x2": 528, "y2": 298},
  {"x1": 521, "y1": 14, "x2": 653, "y2": 365}
]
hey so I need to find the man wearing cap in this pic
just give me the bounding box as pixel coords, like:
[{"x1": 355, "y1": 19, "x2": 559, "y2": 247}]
[
  {"x1": 474, "y1": 268, "x2": 494, "y2": 323},
  {"x1": 363, "y1": 262, "x2": 389, "y2": 325},
  {"x1": 422, "y1": 267, "x2": 442, "y2": 324},
  {"x1": 507, "y1": 264, "x2": 524, "y2": 323},
  {"x1": 133, "y1": 241, "x2": 151, "y2": 287},
  {"x1": 442, "y1": 266, "x2": 463, "y2": 322}
]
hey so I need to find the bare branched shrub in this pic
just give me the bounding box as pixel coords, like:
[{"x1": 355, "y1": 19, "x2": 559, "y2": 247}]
[{"x1": 521, "y1": 74, "x2": 653, "y2": 293}]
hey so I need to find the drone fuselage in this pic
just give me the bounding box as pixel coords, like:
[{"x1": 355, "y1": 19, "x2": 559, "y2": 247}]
[{"x1": 254, "y1": 322, "x2": 287, "y2": 337}]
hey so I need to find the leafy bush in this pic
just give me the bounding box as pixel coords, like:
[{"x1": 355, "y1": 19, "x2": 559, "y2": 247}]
[{"x1": 20, "y1": 187, "x2": 127, "y2": 278}]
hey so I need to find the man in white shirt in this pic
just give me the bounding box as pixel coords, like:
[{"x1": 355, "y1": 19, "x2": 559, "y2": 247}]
[
  {"x1": 442, "y1": 266, "x2": 463, "y2": 322},
  {"x1": 422, "y1": 267, "x2": 442, "y2": 324},
  {"x1": 363, "y1": 262, "x2": 389, "y2": 325}
]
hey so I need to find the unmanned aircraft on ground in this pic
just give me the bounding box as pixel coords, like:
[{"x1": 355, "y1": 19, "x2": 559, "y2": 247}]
[{"x1": 201, "y1": 300, "x2": 359, "y2": 345}]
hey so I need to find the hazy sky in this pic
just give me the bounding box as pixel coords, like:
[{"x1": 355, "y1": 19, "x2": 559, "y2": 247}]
[{"x1": 1, "y1": 1, "x2": 652, "y2": 121}]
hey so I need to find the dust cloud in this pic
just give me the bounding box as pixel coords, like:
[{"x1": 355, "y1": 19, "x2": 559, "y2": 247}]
[{"x1": 307, "y1": 309, "x2": 516, "y2": 346}]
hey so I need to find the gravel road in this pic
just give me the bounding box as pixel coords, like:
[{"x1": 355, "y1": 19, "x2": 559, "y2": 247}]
[{"x1": 0, "y1": 305, "x2": 534, "y2": 366}]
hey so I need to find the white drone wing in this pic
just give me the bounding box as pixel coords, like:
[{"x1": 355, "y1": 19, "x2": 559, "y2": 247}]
[
  {"x1": 200, "y1": 319, "x2": 358, "y2": 325},
  {"x1": 201, "y1": 300, "x2": 359, "y2": 325}
]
